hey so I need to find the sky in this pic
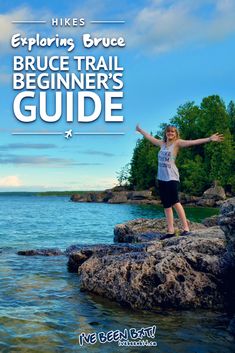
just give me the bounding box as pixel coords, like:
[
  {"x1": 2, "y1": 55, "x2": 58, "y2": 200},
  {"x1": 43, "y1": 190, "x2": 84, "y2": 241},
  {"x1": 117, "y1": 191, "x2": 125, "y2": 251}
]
[{"x1": 0, "y1": 0, "x2": 235, "y2": 191}]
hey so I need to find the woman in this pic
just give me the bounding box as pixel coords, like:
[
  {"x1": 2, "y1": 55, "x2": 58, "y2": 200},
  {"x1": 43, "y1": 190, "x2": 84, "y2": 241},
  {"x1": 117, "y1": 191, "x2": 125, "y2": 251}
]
[{"x1": 136, "y1": 124, "x2": 223, "y2": 238}]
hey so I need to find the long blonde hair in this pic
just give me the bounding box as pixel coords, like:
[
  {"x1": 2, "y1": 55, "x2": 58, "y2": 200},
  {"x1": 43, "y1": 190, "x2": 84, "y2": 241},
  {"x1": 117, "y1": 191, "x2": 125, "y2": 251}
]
[{"x1": 163, "y1": 125, "x2": 180, "y2": 142}]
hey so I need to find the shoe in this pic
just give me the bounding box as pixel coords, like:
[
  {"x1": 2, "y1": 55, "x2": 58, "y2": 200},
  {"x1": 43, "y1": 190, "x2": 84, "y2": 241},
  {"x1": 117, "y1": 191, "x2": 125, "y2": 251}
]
[
  {"x1": 180, "y1": 230, "x2": 192, "y2": 236},
  {"x1": 160, "y1": 233, "x2": 175, "y2": 240}
]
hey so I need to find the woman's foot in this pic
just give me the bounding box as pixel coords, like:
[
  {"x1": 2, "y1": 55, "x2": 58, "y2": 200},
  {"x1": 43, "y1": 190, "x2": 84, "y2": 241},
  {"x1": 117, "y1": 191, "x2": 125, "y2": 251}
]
[
  {"x1": 160, "y1": 233, "x2": 175, "y2": 240},
  {"x1": 180, "y1": 230, "x2": 192, "y2": 236}
]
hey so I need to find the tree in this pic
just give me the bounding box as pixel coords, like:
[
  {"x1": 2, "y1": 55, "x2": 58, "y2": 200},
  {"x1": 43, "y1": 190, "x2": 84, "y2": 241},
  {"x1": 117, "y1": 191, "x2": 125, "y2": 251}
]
[
  {"x1": 227, "y1": 100, "x2": 235, "y2": 140},
  {"x1": 199, "y1": 96, "x2": 234, "y2": 187},
  {"x1": 171, "y1": 102, "x2": 201, "y2": 141},
  {"x1": 116, "y1": 163, "x2": 130, "y2": 187},
  {"x1": 180, "y1": 155, "x2": 209, "y2": 195},
  {"x1": 129, "y1": 136, "x2": 159, "y2": 190}
]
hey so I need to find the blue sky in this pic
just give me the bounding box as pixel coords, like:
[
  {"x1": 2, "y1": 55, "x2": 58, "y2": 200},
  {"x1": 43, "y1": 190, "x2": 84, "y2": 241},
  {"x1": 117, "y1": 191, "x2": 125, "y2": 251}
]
[{"x1": 0, "y1": 0, "x2": 235, "y2": 191}]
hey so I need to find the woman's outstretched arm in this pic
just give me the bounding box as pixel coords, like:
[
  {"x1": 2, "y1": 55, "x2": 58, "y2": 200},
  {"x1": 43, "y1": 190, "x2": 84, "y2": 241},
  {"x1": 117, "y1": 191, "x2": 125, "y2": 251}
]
[
  {"x1": 177, "y1": 133, "x2": 224, "y2": 148},
  {"x1": 136, "y1": 124, "x2": 163, "y2": 147}
]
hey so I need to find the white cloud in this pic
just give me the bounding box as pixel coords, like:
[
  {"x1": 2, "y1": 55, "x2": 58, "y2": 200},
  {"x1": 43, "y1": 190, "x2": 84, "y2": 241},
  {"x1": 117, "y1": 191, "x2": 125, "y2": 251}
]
[
  {"x1": 127, "y1": 0, "x2": 235, "y2": 53},
  {"x1": 0, "y1": 175, "x2": 23, "y2": 187},
  {"x1": 0, "y1": 7, "x2": 31, "y2": 44}
]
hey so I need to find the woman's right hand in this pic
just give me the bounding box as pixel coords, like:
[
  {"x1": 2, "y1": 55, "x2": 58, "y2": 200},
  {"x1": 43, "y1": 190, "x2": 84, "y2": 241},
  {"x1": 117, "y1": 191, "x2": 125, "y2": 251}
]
[
  {"x1": 210, "y1": 133, "x2": 224, "y2": 142},
  {"x1": 136, "y1": 124, "x2": 141, "y2": 133}
]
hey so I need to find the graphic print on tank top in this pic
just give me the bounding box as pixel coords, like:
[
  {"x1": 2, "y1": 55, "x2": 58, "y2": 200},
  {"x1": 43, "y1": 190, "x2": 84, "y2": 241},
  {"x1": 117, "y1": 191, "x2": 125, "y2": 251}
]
[{"x1": 157, "y1": 143, "x2": 180, "y2": 181}]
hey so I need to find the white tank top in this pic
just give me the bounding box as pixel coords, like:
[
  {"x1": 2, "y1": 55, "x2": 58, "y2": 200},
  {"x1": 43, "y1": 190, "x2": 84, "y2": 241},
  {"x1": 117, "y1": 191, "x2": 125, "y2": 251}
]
[{"x1": 157, "y1": 143, "x2": 179, "y2": 181}]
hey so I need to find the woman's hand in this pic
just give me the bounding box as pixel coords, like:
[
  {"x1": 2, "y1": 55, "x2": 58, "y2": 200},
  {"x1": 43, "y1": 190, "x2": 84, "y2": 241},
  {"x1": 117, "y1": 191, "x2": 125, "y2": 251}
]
[
  {"x1": 210, "y1": 133, "x2": 224, "y2": 142},
  {"x1": 135, "y1": 124, "x2": 163, "y2": 146}
]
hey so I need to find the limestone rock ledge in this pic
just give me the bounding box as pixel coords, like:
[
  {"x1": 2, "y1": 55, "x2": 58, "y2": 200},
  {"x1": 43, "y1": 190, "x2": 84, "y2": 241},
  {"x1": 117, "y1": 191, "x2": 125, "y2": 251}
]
[
  {"x1": 77, "y1": 230, "x2": 230, "y2": 310},
  {"x1": 68, "y1": 206, "x2": 235, "y2": 311},
  {"x1": 66, "y1": 243, "x2": 147, "y2": 273},
  {"x1": 70, "y1": 184, "x2": 228, "y2": 206},
  {"x1": 68, "y1": 198, "x2": 235, "y2": 312},
  {"x1": 114, "y1": 218, "x2": 206, "y2": 243}
]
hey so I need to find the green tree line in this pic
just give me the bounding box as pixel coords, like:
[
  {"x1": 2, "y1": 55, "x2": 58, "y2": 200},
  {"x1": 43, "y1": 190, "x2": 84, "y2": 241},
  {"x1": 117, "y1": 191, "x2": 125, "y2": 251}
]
[{"x1": 117, "y1": 95, "x2": 235, "y2": 195}]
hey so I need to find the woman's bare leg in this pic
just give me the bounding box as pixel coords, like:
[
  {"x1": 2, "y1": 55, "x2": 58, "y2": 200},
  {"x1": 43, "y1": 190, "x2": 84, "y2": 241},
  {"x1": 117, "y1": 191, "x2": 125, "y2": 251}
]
[
  {"x1": 173, "y1": 202, "x2": 189, "y2": 231},
  {"x1": 164, "y1": 207, "x2": 175, "y2": 233}
]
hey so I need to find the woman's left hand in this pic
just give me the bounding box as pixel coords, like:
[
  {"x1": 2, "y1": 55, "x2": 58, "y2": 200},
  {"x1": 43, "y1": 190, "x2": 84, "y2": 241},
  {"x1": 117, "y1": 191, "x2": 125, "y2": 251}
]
[{"x1": 210, "y1": 133, "x2": 224, "y2": 142}]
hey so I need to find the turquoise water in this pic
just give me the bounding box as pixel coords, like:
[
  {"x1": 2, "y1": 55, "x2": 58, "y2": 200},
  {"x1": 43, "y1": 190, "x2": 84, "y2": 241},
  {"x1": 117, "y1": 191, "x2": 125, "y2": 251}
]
[{"x1": 0, "y1": 195, "x2": 234, "y2": 352}]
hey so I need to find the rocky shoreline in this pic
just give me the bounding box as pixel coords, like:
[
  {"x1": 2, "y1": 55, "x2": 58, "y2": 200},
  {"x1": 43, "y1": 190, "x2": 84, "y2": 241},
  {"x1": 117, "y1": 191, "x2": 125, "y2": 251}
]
[
  {"x1": 67, "y1": 222, "x2": 231, "y2": 310},
  {"x1": 70, "y1": 184, "x2": 228, "y2": 207},
  {"x1": 17, "y1": 197, "x2": 235, "y2": 335}
]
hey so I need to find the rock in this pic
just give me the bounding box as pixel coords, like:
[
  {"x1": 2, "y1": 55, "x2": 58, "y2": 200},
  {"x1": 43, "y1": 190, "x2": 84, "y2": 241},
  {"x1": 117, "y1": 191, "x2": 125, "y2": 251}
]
[
  {"x1": 202, "y1": 215, "x2": 219, "y2": 227},
  {"x1": 179, "y1": 193, "x2": 200, "y2": 205},
  {"x1": 77, "y1": 230, "x2": 229, "y2": 309},
  {"x1": 71, "y1": 189, "x2": 155, "y2": 204},
  {"x1": 196, "y1": 184, "x2": 227, "y2": 207},
  {"x1": 114, "y1": 218, "x2": 206, "y2": 243},
  {"x1": 70, "y1": 193, "x2": 89, "y2": 202},
  {"x1": 216, "y1": 200, "x2": 225, "y2": 207},
  {"x1": 129, "y1": 190, "x2": 153, "y2": 200},
  {"x1": 66, "y1": 243, "x2": 148, "y2": 273},
  {"x1": 203, "y1": 185, "x2": 226, "y2": 201},
  {"x1": 197, "y1": 199, "x2": 216, "y2": 207},
  {"x1": 228, "y1": 316, "x2": 235, "y2": 336},
  {"x1": 70, "y1": 187, "x2": 227, "y2": 206},
  {"x1": 70, "y1": 192, "x2": 109, "y2": 203},
  {"x1": 219, "y1": 197, "x2": 235, "y2": 249},
  {"x1": 219, "y1": 198, "x2": 235, "y2": 315},
  {"x1": 66, "y1": 198, "x2": 235, "y2": 311},
  {"x1": 17, "y1": 248, "x2": 64, "y2": 256},
  {"x1": 107, "y1": 192, "x2": 128, "y2": 204},
  {"x1": 127, "y1": 199, "x2": 161, "y2": 205}
]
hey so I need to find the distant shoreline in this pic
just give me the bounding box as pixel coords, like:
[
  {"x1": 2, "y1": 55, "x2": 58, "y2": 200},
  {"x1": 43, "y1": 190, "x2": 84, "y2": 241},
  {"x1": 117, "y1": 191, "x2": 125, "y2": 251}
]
[{"x1": 0, "y1": 191, "x2": 98, "y2": 196}]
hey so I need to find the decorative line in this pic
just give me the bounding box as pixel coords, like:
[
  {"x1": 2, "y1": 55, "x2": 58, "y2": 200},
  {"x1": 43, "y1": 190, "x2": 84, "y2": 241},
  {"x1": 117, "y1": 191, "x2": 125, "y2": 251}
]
[
  {"x1": 12, "y1": 132, "x2": 124, "y2": 136},
  {"x1": 11, "y1": 21, "x2": 47, "y2": 24},
  {"x1": 90, "y1": 20, "x2": 125, "y2": 24},
  {"x1": 12, "y1": 132, "x2": 63, "y2": 135},
  {"x1": 74, "y1": 132, "x2": 125, "y2": 135}
]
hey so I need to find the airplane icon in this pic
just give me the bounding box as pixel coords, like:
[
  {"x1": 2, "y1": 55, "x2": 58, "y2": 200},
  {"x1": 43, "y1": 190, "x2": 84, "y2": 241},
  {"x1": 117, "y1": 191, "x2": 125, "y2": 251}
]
[{"x1": 65, "y1": 129, "x2": 73, "y2": 139}]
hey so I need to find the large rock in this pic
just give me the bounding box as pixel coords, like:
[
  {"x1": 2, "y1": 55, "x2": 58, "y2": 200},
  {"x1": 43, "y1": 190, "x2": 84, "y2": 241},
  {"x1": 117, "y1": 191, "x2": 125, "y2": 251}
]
[
  {"x1": 202, "y1": 215, "x2": 219, "y2": 227},
  {"x1": 67, "y1": 198, "x2": 235, "y2": 312},
  {"x1": 129, "y1": 190, "x2": 153, "y2": 200},
  {"x1": 107, "y1": 192, "x2": 128, "y2": 204},
  {"x1": 219, "y1": 197, "x2": 235, "y2": 246},
  {"x1": 202, "y1": 185, "x2": 226, "y2": 201},
  {"x1": 218, "y1": 198, "x2": 235, "y2": 335},
  {"x1": 196, "y1": 184, "x2": 226, "y2": 207},
  {"x1": 197, "y1": 198, "x2": 217, "y2": 207},
  {"x1": 114, "y1": 218, "x2": 205, "y2": 243},
  {"x1": 71, "y1": 193, "x2": 94, "y2": 202},
  {"x1": 66, "y1": 243, "x2": 147, "y2": 273},
  {"x1": 77, "y1": 229, "x2": 228, "y2": 309},
  {"x1": 70, "y1": 192, "x2": 107, "y2": 203},
  {"x1": 179, "y1": 193, "x2": 200, "y2": 205}
]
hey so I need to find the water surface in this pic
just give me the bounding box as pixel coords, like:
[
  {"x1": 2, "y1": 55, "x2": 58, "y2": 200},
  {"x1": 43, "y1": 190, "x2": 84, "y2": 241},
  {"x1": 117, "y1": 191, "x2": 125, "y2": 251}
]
[{"x1": 0, "y1": 195, "x2": 233, "y2": 352}]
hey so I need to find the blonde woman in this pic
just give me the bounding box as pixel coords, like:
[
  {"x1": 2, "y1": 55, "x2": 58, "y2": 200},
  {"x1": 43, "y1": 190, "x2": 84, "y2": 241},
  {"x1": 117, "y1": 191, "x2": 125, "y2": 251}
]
[{"x1": 136, "y1": 124, "x2": 223, "y2": 238}]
